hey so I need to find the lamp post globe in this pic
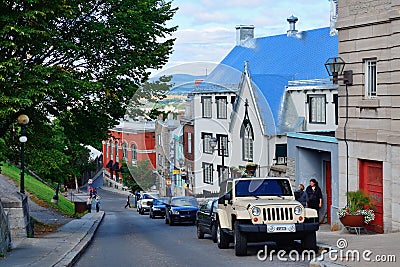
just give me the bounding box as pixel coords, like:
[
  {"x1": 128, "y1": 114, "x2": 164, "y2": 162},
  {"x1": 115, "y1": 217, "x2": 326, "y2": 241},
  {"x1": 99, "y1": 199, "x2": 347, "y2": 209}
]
[
  {"x1": 209, "y1": 137, "x2": 217, "y2": 150},
  {"x1": 17, "y1": 114, "x2": 29, "y2": 194}
]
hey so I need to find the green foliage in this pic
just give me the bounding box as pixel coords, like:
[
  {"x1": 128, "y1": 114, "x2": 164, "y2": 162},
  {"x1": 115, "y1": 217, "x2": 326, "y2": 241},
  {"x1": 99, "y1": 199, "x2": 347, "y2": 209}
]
[
  {"x1": 346, "y1": 190, "x2": 375, "y2": 214},
  {"x1": 122, "y1": 159, "x2": 157, "y2": 192},
  {"x1": 1, "y1": 162, "x2": 75, "y2": 216},
  {"x1": 126, "y1": 75, "x2": 174, "y2": 119},
  {"x1": 0, "y1": 1, "x2": 177, "y2": 183}
]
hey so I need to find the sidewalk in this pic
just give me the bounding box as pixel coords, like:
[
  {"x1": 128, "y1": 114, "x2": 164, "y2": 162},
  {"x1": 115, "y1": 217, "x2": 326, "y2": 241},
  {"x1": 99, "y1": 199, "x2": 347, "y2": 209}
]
[
  {"x1": 311, "y1": 224, "x2": 400, "y2": 266},
  {"x1": 0, "y1": 211, "x2": 104, "y2": 267}
]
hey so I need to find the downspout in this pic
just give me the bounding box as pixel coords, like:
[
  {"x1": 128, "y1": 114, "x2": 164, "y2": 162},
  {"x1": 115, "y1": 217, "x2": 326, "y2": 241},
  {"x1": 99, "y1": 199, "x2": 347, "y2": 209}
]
[{"x1": 344, "y1": 83, "x2": 349, "y2": 206}]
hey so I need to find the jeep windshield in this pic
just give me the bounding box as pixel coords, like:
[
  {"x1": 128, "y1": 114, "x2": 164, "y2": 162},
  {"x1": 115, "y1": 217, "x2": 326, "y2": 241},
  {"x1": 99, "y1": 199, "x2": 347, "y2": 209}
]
[{"x1": 235, "y1": 179, "x2": 292, "y2": 197}]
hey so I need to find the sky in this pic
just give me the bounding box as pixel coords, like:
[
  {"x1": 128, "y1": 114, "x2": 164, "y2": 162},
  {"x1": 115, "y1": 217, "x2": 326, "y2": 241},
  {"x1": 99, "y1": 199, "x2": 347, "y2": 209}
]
[{"x1": 153, "y1": 0, "x2": 332, "y2": 76}]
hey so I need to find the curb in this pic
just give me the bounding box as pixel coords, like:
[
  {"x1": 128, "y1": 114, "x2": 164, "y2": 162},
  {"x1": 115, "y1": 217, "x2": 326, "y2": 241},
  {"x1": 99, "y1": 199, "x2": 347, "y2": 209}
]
[{"x1": 54, "y1": 211, "x2": 105, "y2": 267}]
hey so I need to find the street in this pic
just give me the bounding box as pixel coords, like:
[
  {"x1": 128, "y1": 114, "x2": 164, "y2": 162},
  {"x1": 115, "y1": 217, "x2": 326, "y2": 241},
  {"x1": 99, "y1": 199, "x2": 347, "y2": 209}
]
[{"x1": 74, "y1": 189, "x2": 309, "y2": 267}]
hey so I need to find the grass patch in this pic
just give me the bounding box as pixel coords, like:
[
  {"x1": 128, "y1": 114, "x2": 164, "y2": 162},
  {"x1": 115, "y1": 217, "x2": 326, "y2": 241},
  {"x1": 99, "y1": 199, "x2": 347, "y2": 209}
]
[{"x1": 1, "y1": 162, "x2": 75, "y2": 217}]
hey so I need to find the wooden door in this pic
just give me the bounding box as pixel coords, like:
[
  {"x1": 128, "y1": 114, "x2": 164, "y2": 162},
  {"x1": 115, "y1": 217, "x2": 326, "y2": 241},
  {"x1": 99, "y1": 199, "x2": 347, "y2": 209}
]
[
  {"x1": 359, "y1": 160, "x2": 384, "y2": 233},
  {"x1": 325, "y1": 161, "x2": 332, "y2": 224}
]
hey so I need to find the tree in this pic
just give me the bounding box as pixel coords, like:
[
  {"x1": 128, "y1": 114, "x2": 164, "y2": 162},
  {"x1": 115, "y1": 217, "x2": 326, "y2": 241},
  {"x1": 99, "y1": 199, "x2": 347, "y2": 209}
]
[
  {"x1": 0, "y1": 0, "x2": 177, "y2": 182},
  {"x1": 126, "y1": 75, "x2": 174, "y2": 120},
  {"x1": 123, "y1": 159, "x2": 157, "y2": 192}
]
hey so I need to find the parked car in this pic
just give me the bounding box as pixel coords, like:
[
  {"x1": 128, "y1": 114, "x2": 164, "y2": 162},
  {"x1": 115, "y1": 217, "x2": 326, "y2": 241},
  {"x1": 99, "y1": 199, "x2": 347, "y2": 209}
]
[
  {"x1": 149, "y1": 197, "x2": 169, "y2": 219},
  {"x1": 137, "y1": 192, "x2": 160, "y2": 215},
  {"x1": 196, "y1": 198, "x2": 218, "y2": 242},
  {"x1": 165, "y1": 196, "x2": 199, "y2": 226}
]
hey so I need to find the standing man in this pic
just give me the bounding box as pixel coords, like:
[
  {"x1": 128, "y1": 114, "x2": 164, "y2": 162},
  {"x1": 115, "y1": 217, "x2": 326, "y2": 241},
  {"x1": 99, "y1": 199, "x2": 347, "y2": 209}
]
[
  {"x1": 86, "y1": 196, "x2": 93, "y2": 213},
  {"x1": 125, "y1": 195, "x2": 131, "y2": 208},
  {"x1": 306, "y1": 178, "x2": 323, "y2": 219},
  {"x1": 95, "y1": 195, "x2": 101, "y2": 212}
]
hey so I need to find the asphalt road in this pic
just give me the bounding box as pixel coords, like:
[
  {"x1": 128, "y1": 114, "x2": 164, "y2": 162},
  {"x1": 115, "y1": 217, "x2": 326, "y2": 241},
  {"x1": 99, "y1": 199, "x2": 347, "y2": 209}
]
[{"x1": 74, "y1": 189, "x2": 309, "y2": 267}]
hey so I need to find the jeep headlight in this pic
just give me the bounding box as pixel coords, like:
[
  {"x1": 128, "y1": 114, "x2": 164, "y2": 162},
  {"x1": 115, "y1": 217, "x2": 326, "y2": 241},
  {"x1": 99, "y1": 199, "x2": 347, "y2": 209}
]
[
  {"x1": 294, "y1": 205, "x2": 303, "y2": 215},
  {"x1": 172, "y1": 210, "x2": 180, "y2": 215},
  {"x1": 252, "y1": 207, "x2": 261, "y2": 216}
]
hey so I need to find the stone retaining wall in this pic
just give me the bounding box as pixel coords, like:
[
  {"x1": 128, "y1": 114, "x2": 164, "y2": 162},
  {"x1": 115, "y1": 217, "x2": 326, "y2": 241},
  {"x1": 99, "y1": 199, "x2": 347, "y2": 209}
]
[{"x1": 0, "y1": 200, "x2": 11, "y2": 256}]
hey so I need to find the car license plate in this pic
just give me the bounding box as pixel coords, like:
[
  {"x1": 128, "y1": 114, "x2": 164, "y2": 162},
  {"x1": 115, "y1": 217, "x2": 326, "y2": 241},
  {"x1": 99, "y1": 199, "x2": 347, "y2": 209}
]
[{"x1": 267, "y1": 224, "x2": 296, "y2": 233}]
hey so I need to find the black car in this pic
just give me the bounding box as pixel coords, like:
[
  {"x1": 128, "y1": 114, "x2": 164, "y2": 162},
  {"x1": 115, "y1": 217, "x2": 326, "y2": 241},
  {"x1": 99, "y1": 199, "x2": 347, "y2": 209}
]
[
  {"x1": 149, "y1": 197, "x2": 169, "y2": 219},
  {"x1": 196, "y1": 198, "x2": 218, "y2": 242},
  {"x1": 165, "y1": 196, "x2": 199, "y2": 226}
]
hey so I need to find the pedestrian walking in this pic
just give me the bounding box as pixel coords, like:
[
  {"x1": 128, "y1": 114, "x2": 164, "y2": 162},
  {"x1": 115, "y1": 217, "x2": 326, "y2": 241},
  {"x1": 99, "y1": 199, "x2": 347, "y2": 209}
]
[
  {"x1": 306, "y1": 178, "x2": 323, "y2": 218},
  {"x1": 95, "y1": 195, "x2": 101, "y2": 212},
  {"x1": 125, "y1": 195, "x2": 131, "y2": 208},
  {"x1": 86, "y1": 196, "x2": 93, "y2": 213}
]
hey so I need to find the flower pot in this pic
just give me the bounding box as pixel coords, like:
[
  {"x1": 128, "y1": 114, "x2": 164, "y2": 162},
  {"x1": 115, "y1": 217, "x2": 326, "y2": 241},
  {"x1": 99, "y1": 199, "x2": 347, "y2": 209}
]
[
  {"x1": 340, "y1": 215, "x2": 365, "y2": 227},
  {"x1": 245, "y1": 165, "x2": 257, "y2": 171}
]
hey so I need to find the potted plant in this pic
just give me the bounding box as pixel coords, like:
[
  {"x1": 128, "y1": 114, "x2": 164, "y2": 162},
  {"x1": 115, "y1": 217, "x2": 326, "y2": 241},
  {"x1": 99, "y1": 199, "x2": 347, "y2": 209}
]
[
  {"x1": 244, "y1": 162, "x2": 258, "y2": 177},
  {"x1": 337, "y1": 190, "x2": 375, "y2": 227}
]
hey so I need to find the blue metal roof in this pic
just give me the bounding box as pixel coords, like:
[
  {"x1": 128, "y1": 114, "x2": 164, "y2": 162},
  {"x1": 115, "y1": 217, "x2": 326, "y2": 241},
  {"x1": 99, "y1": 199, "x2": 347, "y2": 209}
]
[
  {"x1": 207, "y1": 27, "x2": 338, "y2": 134},
  {"x1": 287, "y1": 132, "x2": 338, "y2": 144}
]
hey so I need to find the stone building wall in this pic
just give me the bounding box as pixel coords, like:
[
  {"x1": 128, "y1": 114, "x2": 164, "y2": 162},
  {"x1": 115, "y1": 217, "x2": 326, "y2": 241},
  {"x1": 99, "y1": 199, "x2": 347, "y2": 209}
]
[{"x1": 336, "y1": 0, "x2": 400, "y2": 232}]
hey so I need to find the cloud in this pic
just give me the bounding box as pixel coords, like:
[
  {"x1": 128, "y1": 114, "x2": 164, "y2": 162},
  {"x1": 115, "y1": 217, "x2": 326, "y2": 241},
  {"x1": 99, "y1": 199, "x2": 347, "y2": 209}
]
[{"x1": 157, "y1": 0, "x2": 332, "y2": 74}]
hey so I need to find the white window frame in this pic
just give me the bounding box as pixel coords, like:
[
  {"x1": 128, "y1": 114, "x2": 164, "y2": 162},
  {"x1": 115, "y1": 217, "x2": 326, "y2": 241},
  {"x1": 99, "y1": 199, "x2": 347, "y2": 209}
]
[
  {"x1": 216, "y1": 96, "x2": 227, "y2": 119},
  {"x1": 122, "y1": 142, "x2": 128, "y2": 161},
  {"x1": 106, "y1": 142, "x2": 109, "y2": 158},
  {"x1": 203, "y1": 162, "x2": 213, "y2": 184},
  {"x1": 217, "y1": 134, "x2": 229, "y2": 157},
  {"x1": 202, "y1": 133, "x2": 213, "y2": 154},
  {"x1": 157, "y1": 134, "x2": 161, "y2": 146},
  {"x1": 131, "y1": 144, "x2": 137, "y2": 166},
  {"x1": 364, "y1": 59, "x2": 377, "y2": 98},
  {"x1": 115, "y1": 141, "x2": 119, "y2": 163},
  {"x1": 110, "y1": 142, "x2": 114, "y2": 162},
  {"x1": 217, "y1": 165, "x2": 229, "y2": 184},
  {"x1": 243, "y1": 126, "x2": 253, "y2": 161},
  {"x1": 201, "y1": 96, "x2": 212, "y2": 118},
  {"x1": 188, "y1": 133, "x2": 192, "y2": 154},
  {"x1": 308, "y1": 94, "x2": 326, "y2": 124}
]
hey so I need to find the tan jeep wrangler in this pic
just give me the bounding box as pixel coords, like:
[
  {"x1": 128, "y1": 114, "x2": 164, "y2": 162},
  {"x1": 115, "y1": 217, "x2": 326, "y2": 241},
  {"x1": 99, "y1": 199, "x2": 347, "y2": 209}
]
[{"x1": 216, "y1": 177, "x2": 319, "y2": 256}]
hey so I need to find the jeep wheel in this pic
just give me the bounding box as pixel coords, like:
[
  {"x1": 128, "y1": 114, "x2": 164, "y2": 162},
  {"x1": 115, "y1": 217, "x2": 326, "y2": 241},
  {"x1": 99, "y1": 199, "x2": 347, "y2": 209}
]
[
  {"x1": 211, "y1": 223, "x2": 217, "y2": 243},
  {"x1": 197, "y1": 224, "x2": 204, "y2": 239},
  {"x1": 234, "y1": 221, "x2": 247, "y2": 256},
  {"x1": 217, "y1": 220, "x2": 230, "y2": 249},
  {"x1": 301, "y1": 231, "x2": 317, "y2": 250},
  {"x1": 169, "y1": 218, "x2": 175, "y2": 226}
]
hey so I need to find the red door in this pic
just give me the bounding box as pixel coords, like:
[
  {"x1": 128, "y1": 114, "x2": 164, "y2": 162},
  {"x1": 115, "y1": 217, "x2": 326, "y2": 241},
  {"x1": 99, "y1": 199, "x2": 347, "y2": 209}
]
[
  {"x1": 359, "y1": 160, "x2": 384, "y2": 233},
  {"x1": 325, "y1": 161, "x2": 332, "y2": 224}
]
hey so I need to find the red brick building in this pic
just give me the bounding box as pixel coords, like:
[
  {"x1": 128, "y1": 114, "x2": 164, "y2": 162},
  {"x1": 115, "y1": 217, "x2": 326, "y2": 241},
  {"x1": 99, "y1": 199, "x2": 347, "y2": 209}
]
[{"x1": 102, "y1": 120, "x2": 156, "y2": 186}]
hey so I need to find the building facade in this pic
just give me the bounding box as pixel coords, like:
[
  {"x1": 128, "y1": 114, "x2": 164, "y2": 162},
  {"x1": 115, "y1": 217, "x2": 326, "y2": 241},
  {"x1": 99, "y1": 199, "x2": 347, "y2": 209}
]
[
  {"x1": 336, "y1": 0, "x2": 400, "y2": 233},
  {"x1": 102, "y1": 119, "x2": 156, "y2": 188}
]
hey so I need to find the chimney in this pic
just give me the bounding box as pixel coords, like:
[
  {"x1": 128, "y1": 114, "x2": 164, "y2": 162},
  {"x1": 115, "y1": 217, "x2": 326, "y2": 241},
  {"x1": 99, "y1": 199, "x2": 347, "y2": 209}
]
[
  {"x1": 235, "y1": 25, "x2": 254, "y2": 46},
  {"x1": 287, "y1": 15, "x2": 298, "y2": 37}
]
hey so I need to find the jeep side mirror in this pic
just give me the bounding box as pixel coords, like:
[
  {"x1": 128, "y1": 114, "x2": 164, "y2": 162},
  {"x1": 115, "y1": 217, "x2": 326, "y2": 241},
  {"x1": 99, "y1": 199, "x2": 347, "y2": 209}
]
[{"x1": 218, "y1": 192, "x2": 232, "y2": 205}]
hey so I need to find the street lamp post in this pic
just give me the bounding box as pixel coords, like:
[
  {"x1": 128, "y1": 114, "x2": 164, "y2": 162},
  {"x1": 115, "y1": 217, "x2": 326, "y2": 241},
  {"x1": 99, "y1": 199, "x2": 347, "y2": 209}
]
[
  {"x1": 209, "y1": 137, "x2": 225, "y2": 182},
  {"x1": 17, "y1": 114, "x2": 29, "y2": 194},
  {"x1": 324, "y1": 57, "x2": 353, "y2": 205}
]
